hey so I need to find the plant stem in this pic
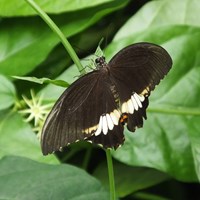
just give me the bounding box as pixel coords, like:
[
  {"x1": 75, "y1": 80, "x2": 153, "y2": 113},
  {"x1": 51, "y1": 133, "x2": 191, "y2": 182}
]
[
  {"x1": 82, "y1": 147, "x2": 92, "y2": 170},
  {"x1": 148, "y1": 106, "x2": 200, "y2": 116},
  {"x1": 25, "y1": 0, "x2": 85, "y2": 75},
  {"x1": 60, "y1": 149, "x2": 78, "y2": 163},
  {"x1": 106, "y1": 149, "x2": 116, "y2": 200}
]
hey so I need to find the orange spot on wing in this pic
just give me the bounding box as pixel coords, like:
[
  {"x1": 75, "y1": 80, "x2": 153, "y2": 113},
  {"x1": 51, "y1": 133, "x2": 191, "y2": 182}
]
[{"x1": 120, "y1": 113, "x2": 128, "y2": 125}]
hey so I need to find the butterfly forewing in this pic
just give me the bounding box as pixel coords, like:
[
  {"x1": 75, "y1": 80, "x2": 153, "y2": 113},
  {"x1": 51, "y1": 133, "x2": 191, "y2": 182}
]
[
  {"x1": 41, "y1": 71, "x2": 97, "y2": 154},
  {"x1": 108, "y1": 42, "x2": 172, "y2": 101},
  {"x1": 41, "y1": 71, "x2": 121, "y2": 155}
]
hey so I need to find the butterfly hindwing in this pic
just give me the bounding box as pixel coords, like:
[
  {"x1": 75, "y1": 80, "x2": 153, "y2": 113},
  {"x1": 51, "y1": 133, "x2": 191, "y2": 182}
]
[
  {"x1": 126, "y1": 97, "x2": 149, "y2": 132},
  {"x1": 86, "y1": 124, "x2": 124, "y2": 150}
]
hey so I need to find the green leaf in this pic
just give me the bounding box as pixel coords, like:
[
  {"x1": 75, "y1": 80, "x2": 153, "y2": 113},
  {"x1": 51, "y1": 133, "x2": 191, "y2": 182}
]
[
  {"x1": 0, "y1": 75, "x2": 16, "y2": 110},
  {"x1": 109, "y1": 26, "x2": 200, "y2": 181},
  {"x1": 0, "y1": 0, "x2": 128, "y2": 77},
  {"x1": 114, "y1": 0, "x2": 200, "y2": 40},
  {"x1": 106, "y1": 25, "x2": 200, "y2": 60},
  {"x1": 0, "y1": 0, "x2": 114, "y2": 16},
  {"x1": 0, "y1": 110, "x2": 58, "y2": 164},
  {"x1": 186, "y1": 116, "x2": 200, "y2": 181},
  {"x1": 94, "y1": 161, "x2": 169, "y2": 197},
  {"x1": 0, "y1": 156, "x2": 109, "y2": 200},
  {"x1": 13, "y1": 76, "x2": 69, "y2": 87}
]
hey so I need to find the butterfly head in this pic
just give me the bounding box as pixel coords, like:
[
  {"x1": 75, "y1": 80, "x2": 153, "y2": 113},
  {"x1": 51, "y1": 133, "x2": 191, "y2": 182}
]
[{"x1": 95, "y1": 56, "x2": 107, "y2": 69}]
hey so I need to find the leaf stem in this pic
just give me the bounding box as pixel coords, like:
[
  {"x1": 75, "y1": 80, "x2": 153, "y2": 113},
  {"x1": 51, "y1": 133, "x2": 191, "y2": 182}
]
[
  {"x1": 60, "y1": 149, "x2": 78, "y2": 162},
  {"x1": 106, "y1": 149, "x2": 116, "y2": 200},
  {"x1": 82, "y1": 147, "x2": 92, "y2": 170},
  {"x1": 148, "y1": 106, "x2": 200, "y2": 116},
  {"x1": 24, "y1": 0, "x2": 85, "y2": 75}
]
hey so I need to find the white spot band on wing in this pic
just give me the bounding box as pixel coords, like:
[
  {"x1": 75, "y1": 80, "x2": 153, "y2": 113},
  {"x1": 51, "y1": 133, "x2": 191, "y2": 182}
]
[
  {"x1": 94, "y1": 109, "x2": 120, "y2": 136},
  {"x1": 121, "y1": 92, "x2": 145, "y2": 114}
]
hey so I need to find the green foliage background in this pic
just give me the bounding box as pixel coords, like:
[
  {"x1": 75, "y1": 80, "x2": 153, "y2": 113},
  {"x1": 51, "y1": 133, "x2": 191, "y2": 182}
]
[{"x1": 0, "y1": 0, "x2": 200, "y2": 199}]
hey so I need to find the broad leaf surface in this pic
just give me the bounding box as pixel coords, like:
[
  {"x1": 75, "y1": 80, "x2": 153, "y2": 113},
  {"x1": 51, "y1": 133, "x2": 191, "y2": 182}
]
[
  {"x1": 0, "y1": 0, "x2": 128, "y2": 76},
  {"x1": 0, "y1": 110, "x2": 58, "y2": 164},
  {"x1": 114, "y1": 0, "x2": 200, "y2": 40},
  {"x1": 0, "y1": 156, "x2": 109, "y2": 200},
  {"x1": 0, "y1": 0, "x2": 113, "y2": 16},
  {"x1": 0, "y1": 75, "x2": 16, "y2": 110}
]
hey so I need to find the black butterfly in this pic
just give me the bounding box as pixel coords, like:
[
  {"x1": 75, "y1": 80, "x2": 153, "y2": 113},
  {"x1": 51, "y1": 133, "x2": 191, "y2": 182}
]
[{"x1": 41, "y1": 42, "x2": 172, "y2": 155}]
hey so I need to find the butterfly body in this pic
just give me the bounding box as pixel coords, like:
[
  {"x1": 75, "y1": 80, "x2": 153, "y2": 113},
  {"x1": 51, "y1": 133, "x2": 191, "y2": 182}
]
[{"x1": 41, "y1": 42, "x2": 172, "y2": 155}]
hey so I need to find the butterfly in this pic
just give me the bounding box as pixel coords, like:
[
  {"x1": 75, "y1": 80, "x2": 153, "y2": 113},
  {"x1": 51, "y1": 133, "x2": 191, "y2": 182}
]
[{"x1": 41, "y1": 42, "x2": 172, "y2": 155}]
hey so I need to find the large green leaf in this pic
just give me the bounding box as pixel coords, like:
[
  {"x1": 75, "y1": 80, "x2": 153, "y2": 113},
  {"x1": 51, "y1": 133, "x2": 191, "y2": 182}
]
[
  {"x1": 0, "y1": 156, "x2": 109, "y2": 200},
  {"x1": 0, "y1": 0, "x2": 128, "y2": 76},
  {"x1": 0, "y1": 0, "x2": 113, "y2": 16},
  {"x1": 114, "y1": 0, "x2": 200, "y2": 40},
  {"x1": 107, "y1": 26, "x2": 200, "y2": 181},
  {"x1": 94, "y1": 161, "x2": 169, "y2": 197},
  {"x1": 0, "y1": 110, "x2": 58, "y2": 164},
  {"x1": 0, "y1": 75, "x2": 16, "y2": 110}
]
